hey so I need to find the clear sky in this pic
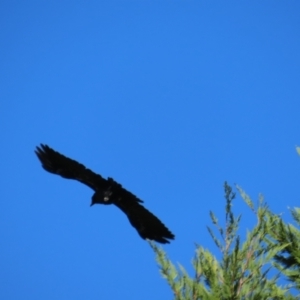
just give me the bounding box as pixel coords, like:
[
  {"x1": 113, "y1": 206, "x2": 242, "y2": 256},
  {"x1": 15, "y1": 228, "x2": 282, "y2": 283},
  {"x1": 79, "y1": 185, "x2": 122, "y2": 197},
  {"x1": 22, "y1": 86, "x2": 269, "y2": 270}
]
[{"x1": 1, "y1": 1, "x2": 300, "y2": 299}]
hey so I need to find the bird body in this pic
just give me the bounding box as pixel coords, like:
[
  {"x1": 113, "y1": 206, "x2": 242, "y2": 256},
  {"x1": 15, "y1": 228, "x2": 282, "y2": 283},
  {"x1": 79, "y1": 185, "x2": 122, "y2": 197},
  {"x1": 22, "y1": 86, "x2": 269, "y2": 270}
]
[{"x1": 35, "y1": 144, "x2": 174, "y2": 244}]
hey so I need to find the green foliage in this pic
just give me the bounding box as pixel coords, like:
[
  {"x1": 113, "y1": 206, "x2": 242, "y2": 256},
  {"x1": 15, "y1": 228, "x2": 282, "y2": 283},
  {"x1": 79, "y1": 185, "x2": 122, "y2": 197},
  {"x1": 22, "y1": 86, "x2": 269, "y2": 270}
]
[
  {"x1": 264, "y1": 207, "x2": 300, "y2": 290},
  {"x1": 150, "y1": 182, "x2": 300, "y2": 299}
]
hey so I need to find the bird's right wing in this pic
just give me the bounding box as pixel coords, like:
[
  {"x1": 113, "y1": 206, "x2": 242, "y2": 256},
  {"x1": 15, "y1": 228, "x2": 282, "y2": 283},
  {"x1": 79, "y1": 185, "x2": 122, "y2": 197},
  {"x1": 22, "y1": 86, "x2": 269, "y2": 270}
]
[
  {"x1": 114, "y1": 198, "x2": 175, "y2": 244},
  {"x1": 35, "y1": 144, "x2": 108, "y2": 191}
]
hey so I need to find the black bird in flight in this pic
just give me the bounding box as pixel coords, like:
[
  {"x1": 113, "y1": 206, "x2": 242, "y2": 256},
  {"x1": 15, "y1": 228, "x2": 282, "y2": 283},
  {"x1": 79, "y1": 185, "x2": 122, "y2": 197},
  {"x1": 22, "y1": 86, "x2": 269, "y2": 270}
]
[{"x1": 35, "y1": 144, "x2": 175, "y2": 244}]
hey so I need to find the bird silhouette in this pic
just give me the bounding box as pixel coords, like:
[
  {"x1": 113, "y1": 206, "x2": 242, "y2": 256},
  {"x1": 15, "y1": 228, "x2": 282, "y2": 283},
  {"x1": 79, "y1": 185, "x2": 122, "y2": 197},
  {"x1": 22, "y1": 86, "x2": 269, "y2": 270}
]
[{"x1": 35, "y1": 144, "x2": 174, "y2": 244}]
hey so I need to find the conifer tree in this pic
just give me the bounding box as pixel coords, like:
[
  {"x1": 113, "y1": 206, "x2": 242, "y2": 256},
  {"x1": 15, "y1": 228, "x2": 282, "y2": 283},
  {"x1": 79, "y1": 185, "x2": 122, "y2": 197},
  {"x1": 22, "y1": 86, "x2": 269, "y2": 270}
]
[{"x1": 150, "y1": 182, "x2": 299, "y2": 299}]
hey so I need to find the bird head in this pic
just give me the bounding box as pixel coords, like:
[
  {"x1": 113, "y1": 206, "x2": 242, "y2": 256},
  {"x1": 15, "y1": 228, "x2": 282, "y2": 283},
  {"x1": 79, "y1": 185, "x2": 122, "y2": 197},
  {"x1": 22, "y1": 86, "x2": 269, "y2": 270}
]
[{"x1": 91, "y1": 189, "x2": 113, "y2": 206}]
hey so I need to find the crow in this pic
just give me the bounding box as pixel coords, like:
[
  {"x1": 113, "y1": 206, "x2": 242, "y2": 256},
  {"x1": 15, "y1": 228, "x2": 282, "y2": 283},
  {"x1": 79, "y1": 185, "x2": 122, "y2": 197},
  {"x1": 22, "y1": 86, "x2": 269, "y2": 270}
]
[{"x1": 35, "y1": 144, "x2": 174, "y2": 244}]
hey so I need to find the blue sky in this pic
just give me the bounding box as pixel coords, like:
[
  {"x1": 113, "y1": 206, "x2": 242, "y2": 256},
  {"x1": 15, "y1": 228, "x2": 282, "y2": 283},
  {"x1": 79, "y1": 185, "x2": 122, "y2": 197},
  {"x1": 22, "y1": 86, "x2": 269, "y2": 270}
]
[{"x1": 1, "y1": 1, "x2": 300, "y2": 299}]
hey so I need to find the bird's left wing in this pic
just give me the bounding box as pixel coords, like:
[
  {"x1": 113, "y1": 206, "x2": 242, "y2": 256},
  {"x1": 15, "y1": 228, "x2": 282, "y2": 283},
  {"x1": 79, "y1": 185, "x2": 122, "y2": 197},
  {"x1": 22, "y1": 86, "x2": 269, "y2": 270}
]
[{"x1": 35, "y1": 144, "x2": 107, "y2": 191}]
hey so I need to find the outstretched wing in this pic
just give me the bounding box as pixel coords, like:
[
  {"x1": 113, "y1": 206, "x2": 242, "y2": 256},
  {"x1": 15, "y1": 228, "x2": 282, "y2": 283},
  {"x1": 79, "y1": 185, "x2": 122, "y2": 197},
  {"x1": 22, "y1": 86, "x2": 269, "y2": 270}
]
[
  {"x1": 35, "y1": 144, "x2": 108, "y2": 191},
  {"x1": 114, "y1": 198, "x2": 175, "y2": 244}
]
